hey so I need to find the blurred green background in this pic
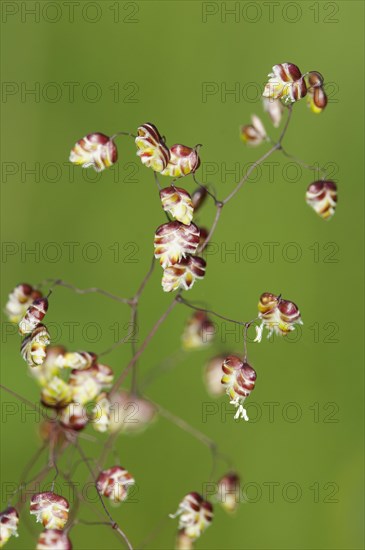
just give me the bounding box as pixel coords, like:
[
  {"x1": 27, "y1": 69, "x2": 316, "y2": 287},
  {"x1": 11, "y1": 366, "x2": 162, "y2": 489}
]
[{"x1": 1, "y1": 1, "x2": 364, "y2": 549}]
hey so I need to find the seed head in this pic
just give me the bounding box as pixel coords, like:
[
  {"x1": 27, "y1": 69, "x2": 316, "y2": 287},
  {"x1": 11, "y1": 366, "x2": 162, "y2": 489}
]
[
  {"x1": 181, "y1": 311, "x2": 215, "y2": 350},
  {"x1": 18, "y1": 297, "x2": 48, "y2": 336},
  {"x1": 91, "y1": 393, "x2": 111, "y2": 433},
  {"x1": 154, "y1": 221, "x2": 200, "y2": 269},
  {"x1": 41, "y1": 377, "x2": 72, "y2": 409},
  {"x1": 21, "y1": 324, "x2": 50, "y2": 368},
  {"x1": 30, "y1": 492, "x2": 69, "y2": 530},
  {"x1": 305, "y1": 72, "x2": 327, "y2": 114},
  {"x1": 161, "y1": 144, "x2": 200, "y2": 178},
  {"x1": 191, "y1": 187, "x2": 207, "y2": 211},
  {"x1": 170, "y1": 493, "x2": 213, "y2": 541},
  {"x1": 240, "y1": 115, "x2": 267, "y2": 146},
  {"x1": 221, "y1": 356, "x2": 257, "y2": 421},
  {"x1": 217, "y1": 472, "x2": 240, "y2": 513},
  {"x1": 175, "y1": 529, "x2": 194, "y2": 549},
  {"x1": 306, "y1": 180, "x2": 337, "y2": 220},
  {"x1": 36, "y1": 529, "x2": 72, "y2": 550},
  {"x1": 96, "y1": 466, "x2": 135, "y2": 504},
  {"x1": 162, "y1": 255, "x2": 206, "y2": 292},
  {"x1": 135, "y1": 123, "x2": 170, "y2": 172},
  {"x1": 29, "y1": 346, "x2": 66, "y2": 387},
  {"x1": 263, "y1": 63, "x2": 307, "y2": 103},
  {"x1": 69, "y1": 133, "x2": 117, "y2": 172},
  {"x1": 60, "y1": 402, "x2": 88, "y2": 431},
  {"x1": 5, "y1": 284, "x2": 42, "y2": 324},
  {"x1": 255, "y1": 292, "x2": 303, "y2": 341},
  {"x1": 107, "y1": 391, "x2": 156, "y2": 434},
  {"x1": 0, "y1": 507, "x2": 19, "y2": 548},
  {"x1": 160, "y1": 187, "x2": 194, "y2": 225},
  {"x1": 55, "y1": 351, "x2": 97, "y2": 371}
]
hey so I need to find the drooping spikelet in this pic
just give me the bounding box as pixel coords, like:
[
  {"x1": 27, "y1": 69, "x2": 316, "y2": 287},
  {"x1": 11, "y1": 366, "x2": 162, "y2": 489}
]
[
  {"x1": 55, "y1": 351, "x2": 97, "y2": 371},
  {"x1": 305, "y1": 71, "x2": 327, "y2": 114},
  {"x1": 161, "y1": 144, "x2": 200, "y2": 177},
  {"x1": 59, "y1": 402, "x2": 88, "y2": 432},
  {"x1": 162, "y1": 255, "x2": 206, "y2": 292},
  {"x1": 255, "y1": 292, "x2": 303, "y2": 341},
  {"x1": 30, "y1": 492, "x2": 69, "y2": 530},
  {"x1": 107, "y1": 391, "x2": 156, "y2": 434},
  {"x1": 18, "y1": 297, "x2": 48, "y2": 336},
  {"x1": 69, "y1": 133, "x2": 118, "y2": 172},
  {"x1": 36, "y1": 529, "x2": 72, "y2": 550},
  {"x1": 0, "y1": 507, "x2": 19, "y2": 548},
  {"x1": 135, "y1": 123, "x2": 170, "y2": 172},
  {"x1": 96, "y1": 466, "x2": 135, "y2": 504},
  {"x1": 160, "y1": 187, "x2": 194, "y2": 225},
  {"x1": 181, "y1": 311, "x2": 215, "y2": 350},
  {"x1": 41, "y1": 377, "x2": 72, "y2": 409},
  {"x1": 21, "y1": 324, "x2": 51, "y2": 367},
  {"x1": 216, "y1": 472, "x2": 240, "y2": 513},
  {"x1": 169, "y1": 492, "x2": 213, "y2": 541},
  {"x1": 154, "y1": 221, "x2": 200, "y2": 268},
  {"x1": 5, "y1": 284, "x2": 42, "y2": 324},
  {"x1": 306, "y1": 180, "x2": 337, "y2": 220},
  {"x1": 221, "y1": 355, "x2": 257, "y2": 420},
  {"x1": 263, "y1": 63, "x2": 307, "y2": 103},
  {"x1": 240, "y1": 115, "x2": 267, "y2": 146}
]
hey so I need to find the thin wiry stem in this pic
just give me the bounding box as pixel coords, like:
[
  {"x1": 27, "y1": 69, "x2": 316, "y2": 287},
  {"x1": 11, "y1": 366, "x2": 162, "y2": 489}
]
[
  {"x1": 278, "y1": 104, "x2": 293, "y2": 144},
  {"x1": 199, "y1": 201, "x2": 223, "y2": 252},
  {"x1": 192, "y1": 173, "x2": 219, "y2": 204},
  {"x1": 142, "y1": 295, "x2": 262, "y2": 390},
  {"x1": 138, "y1": 515, "x2": 170, "y2": 549},
  {"x1": 195, "y1": 105, "x2": 294, "y2": 254},
  {"x1": 111, "y1": 130, "x2": 137, "y2": 140},
  {"x1": 60, "y1": 470, "x2": 123, "y2": 544},
  {"x1": 140, "y1": 349, "x2": 186, "y2": 390},
  {"x1": 243, "y1": 323, "x2": 249, "y2": 363},
  {"x1": 15, "y1": 465, "x2": 53, "y2": 515},
  {"x1": 280, "y1": 147, "x2": 329, "y2": 179},
  {"x1": 154, "y1": 171, "x2": 162, "y2": 190},
  {"x1": 222, "y1": 142, "x2": 280, "y2": 205},
  {"x1": 94, "y1": 257, "x2": 156, "y2": 359},
  {"x1": 154, "y1": 402, "x2": 234, "y2": 479},
  {"x1": 73, "y1": 439, "x2": 133, "y2": 550},
  {"x1": 176, "y1": 295, "x2": 248, "y2": 326},
  {"x1": 97, "y1": 432, "x2": 120, "y2": 470},
  {"x1": 134, "y1": 255, "x2": 156, "y2": 301},
  {"x1": 130, "y1": 305, "x2": 139, "y2": 393},
  {"x1": 61, "y1": 471, "x2": 81, "y2": 534},
  {"x1": 15, "y1": 439, "x2": 69, "y2": 512},
  {"x1": 7, "y1": 443, "x2": 47, "y2": 505},
  {"x1": 98, "y1": 331, "x2": 131, "y2": 357},
  {"x1": 44, "y1": 279, "x2": 131, "y2": 305},
  {"x1": 0, "y1": 383, "x2": 46, "y2": 418},
  {"x1": 110, "y1": 298, "x2": 178, "y2": 394},
  {"x1": 49, "y1": 431, "x2": 60, "y2": 490},
  {"x1": 65, "y1": 456, "x2": 98, "y2": 479}
]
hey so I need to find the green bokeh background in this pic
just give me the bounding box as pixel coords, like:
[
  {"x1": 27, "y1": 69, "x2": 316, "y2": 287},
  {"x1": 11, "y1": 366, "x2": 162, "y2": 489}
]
[{"x1": 1, "y1": 1, "x2": 364, "y2": 549}]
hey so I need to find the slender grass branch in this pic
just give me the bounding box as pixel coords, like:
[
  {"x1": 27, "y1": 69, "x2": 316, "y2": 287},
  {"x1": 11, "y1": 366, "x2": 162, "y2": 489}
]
[
  {"x1": 73, "y1": 439, "x2": 133, "y2": 550},
  {"x1": 42, "y1": 279, "x2": 131, "y2": 305},
  {"x1": 110, "y1": 298, "x2": 178, "y2": 394}
]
